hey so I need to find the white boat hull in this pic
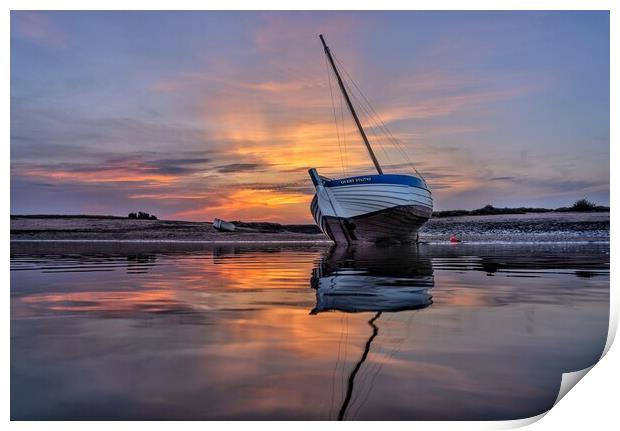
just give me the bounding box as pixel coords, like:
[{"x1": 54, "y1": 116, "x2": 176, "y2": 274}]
[{"x1": 309, "y1": 169, "x2": 433, "y2": 244}]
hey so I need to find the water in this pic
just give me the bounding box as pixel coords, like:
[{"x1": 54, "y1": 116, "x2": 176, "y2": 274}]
[{"x1": 10, "y1": 242, "x2": 609, "y2": 420}]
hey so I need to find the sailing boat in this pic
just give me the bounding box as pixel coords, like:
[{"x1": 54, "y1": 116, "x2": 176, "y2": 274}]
[{"x1": 309, "y1": 35, "x2": 433, "y2": 244}]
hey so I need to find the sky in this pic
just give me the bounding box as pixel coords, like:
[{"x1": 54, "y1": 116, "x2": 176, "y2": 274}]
[{"x1": 10, "y1": 11, "x2": 610, "y2": 223}]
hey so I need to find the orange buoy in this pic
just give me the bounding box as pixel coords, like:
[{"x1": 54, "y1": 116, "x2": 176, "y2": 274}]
[{"x1": 450, "y1": 234, "x2": 461, "y2": 243}]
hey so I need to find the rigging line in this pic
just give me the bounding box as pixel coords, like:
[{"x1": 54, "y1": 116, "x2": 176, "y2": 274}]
[
  {"x1": 340, "y1": 81, "x2": 377, "y2": 163},
  {"x1": 366, "y1": 104, "x2": 425, "y2": 180},
  {"x1": 338, "y1": 311, "x2": 382, "y2": 421},
  {"x1": 332, "y1": 55, "x2": 395, "y2": 135},
  {"x1": 333, "y1": 54, "x2": 426, "y2": 181},
  {"x1": 325, "y1": 52, "x2": 346, "y2": 177},
  {"x1": 337, "y1": 63, "x2": 399, "y2": 171},
  {"x1": 362, "y1": 101, "x2": 395, "y2": 169},
  {"x1": 347, "y1": 75, "x2": 416, "y2": 174},
  {"x1": 359, "y1": 102, "x2": 394, "y2": 170},
  {"x1": 333, "y1": 54, "x2": 410, "y2": 156},
  {"x1": 344, "y1": 80, "x2": 394, "y2": 168}
]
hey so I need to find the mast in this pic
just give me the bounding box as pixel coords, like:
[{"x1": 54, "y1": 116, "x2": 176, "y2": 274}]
[{"x1": 320, "y1": 34, "x2": 383, "y2": 175}]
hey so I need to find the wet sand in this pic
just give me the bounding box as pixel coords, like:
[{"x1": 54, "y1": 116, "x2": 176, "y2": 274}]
[{"x1": 10, "y1": 212, "x2": 609, "y2": 243}]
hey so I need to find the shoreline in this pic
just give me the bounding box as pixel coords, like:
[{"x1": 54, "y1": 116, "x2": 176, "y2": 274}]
[
  {"x1": 10, "y1": 212, "x2": 609, "y2": 244},
  {"x1": 10, "y1": 239, "x2": 610, "y2": 246}
]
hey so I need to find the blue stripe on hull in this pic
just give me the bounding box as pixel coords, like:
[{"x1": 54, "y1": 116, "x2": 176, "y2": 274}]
[{"x1": 323, "y1": 174, "x2": 428, "y2": 190}]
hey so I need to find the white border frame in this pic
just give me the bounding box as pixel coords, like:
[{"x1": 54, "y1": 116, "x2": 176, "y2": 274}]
[{"x1": 4, "y1": 2, "x2": 617, "y2": 429}]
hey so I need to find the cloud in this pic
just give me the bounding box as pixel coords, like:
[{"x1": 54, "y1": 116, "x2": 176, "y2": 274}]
[
  {"x1": 11, "y1": 104, "x2": 213, "y2": 158},
  {"x1": 235, "y1": 180, "x2": 315, "y2": 195},
  {"x1": 373, "y1": 84, "x2": 533, "y2": 124},
  {"x1": 11, "y1": 12, "x2": 66, "y2": 48},
  {"x1": 10, "y1": 51, "x2": 537, "y2": 221},
  {"x1": 489, "y1": 176, "x2": 516, "y2": 181},
  {"x1": 11, "y1": 152, "x2": 214, "y2": 186},
  {"x1": 151, "y1": 157, "x2": 212, "y2": 174},
  {"x1": 215, "y1": 163, "x2": 263, "y2": 173},
  {"x1": 173, "y1": 188, "x2": 311, "y2": 223},
  {"x1": 128, "y1": 193, "x2": 209, "y2": 201},
  {"x1": 10, "y1": 11, "x2": 609, "y2": 220}
]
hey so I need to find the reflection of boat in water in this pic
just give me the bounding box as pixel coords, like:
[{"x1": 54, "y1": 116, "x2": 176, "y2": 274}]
[
  {"x1": 310, "y1": 245, "x2": 434, "y2": 314},
  {"x1": 310, "y1": 245, "x2": 434, "y2": 420}
]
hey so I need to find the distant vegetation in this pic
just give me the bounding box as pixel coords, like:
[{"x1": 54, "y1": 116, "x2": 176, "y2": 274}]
[
  {"x1": 556, "y1": 198, "x2": 603, "y2": 212},
  {"x1": 573, "y1": 199, "x2": 597, "y2": 210},
  {"x1": 433, "y1": 200, "x2": 609, "y2": 218},
  {"x1": 128, "y1": 211, "x2": 158, "y2": 220}
]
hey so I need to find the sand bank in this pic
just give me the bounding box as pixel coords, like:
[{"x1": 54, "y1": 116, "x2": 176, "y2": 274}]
[{"x1": 10, "y1": 212, "x2": 609, "y2": 243}]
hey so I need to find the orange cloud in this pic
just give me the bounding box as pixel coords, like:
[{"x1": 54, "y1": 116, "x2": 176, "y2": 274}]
[
  {"x1": 174, "y1": 188, "x2": 311, "y2": 222},
  {"x1": 20, "y1": 167, "x2": 179, "y2": 185},
  {"x1": 129, "y1": 193, "x2": 210, "y2": 200}
]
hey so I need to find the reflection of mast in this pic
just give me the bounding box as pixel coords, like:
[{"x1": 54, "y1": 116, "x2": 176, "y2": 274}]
[{"x1": 338, "y1": 311, "x2": 382, "y2": 421}]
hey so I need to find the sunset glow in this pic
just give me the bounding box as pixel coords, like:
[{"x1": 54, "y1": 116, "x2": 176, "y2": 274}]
[{"x1": 11, "y1": 11, "x2": 609, "y2": 222}]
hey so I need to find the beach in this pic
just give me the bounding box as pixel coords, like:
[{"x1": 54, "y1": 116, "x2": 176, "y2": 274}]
[{"x1": 10, "y1": 211, "x2": 609, "y2": 243}]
